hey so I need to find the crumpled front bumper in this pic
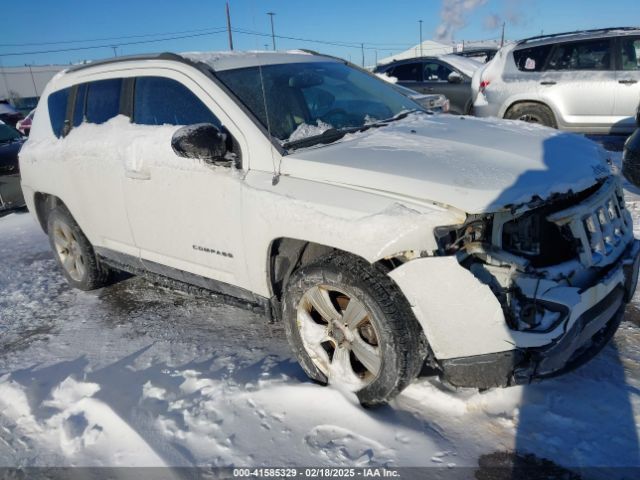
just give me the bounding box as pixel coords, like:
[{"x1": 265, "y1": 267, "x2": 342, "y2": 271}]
[
  {"x1": 444, "y1": 239, "x2": 640, "y2": 388},
  {"x1": 391, "y1": 239, "x2": 640, "y2": 389}
]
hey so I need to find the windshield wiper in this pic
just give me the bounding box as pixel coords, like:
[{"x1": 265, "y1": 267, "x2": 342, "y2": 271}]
[{"x1": 282, "y1": 126, "x2": 367, "y2": 151}]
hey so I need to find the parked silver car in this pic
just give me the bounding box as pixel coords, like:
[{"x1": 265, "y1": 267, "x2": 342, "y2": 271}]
[{"x1": 473, "y1": 27, "x2": 640, "y2": 134}]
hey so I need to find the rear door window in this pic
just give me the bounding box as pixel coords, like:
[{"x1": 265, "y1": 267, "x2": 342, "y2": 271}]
[
  {"x1": 423, "y1": 61, "x2": 454, "y2": 81},
  {"x1": 47, "y1": 87, "x2": 70, "y2": 137},
  {"x1": 133, "y1": 76, "x2": 221, "y2": 127},
  {"x1": 546, "y1": 39, "x2": 612, "y2": 71},
  {"x1": 85, "y1": 78, "x2": 122, "y2": 124},
  {"x1": 620, "y1": 37, "x2": 640, "y2": 70},
  {"x1": 388, "y1": 63, "x2": 421, "y2": 82},
  {"x1": 513, "y1": 45, "x2": 553, "y2": 71}
]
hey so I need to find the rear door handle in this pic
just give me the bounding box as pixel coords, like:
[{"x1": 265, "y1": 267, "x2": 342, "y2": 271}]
[
  {"x1": 125, "y1": 170, "x2": 151, "y2": 180},
  {"x1": 540, "y1": 81, "x2": 557, "y2": 85},
  {"x1": 619, "y1": 79, "x2": 638, "y2": 85}
]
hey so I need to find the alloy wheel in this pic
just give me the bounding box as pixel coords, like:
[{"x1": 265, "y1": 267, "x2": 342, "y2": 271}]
[{"x1": 296, "y1": 285, "x2": 382, "y2": 390}]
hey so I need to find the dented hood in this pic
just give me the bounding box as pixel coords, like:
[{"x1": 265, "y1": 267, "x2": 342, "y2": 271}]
[{"x1": 283, "y1": 114, "x2": 610, "y2": 214}]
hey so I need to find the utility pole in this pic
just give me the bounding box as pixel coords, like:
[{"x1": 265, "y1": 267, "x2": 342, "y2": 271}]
[
  {"x1": 267, "y1": 12, "x2": 276, "y2": 50},
  {"x1": 111, "y1": 46, "x2": 118, "y2": 57},
  {"x1": 26, "y1": 64, "x2": 38, "y2": 96},
  {"x1": 226, "y1": 2, "x2": 234, "y2": 50},
  {"x1": 500, "y1": 22, "x2": 506, "y2": 47},
  {"x1": 419, "y1": 20, "x2": 423, "y2": 58},
  {"x1": 374, "y1": 48, "x2": 378, "y2": 66},
  {"x1": 361, "y1": 43, "x2": 365, "y2": 67}
]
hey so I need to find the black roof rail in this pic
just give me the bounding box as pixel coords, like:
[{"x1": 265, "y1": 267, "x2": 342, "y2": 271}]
[
  {"x1": 517, "y1": 26, "x2": 640, "y2": 45},
  {"x1": 66, "y1": 52, "x2": 191, "y2": 73}
]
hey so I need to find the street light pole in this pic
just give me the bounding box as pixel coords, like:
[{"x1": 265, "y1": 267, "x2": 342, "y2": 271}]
[
  {"x1": 226, "y1": 1, "x2": 234, "y2": 50},
  {"x1": 27, "y1": 64, "x2": 38, "y2": 96},
  {"x1": 419, "y1": 20, "x2": 423, "y2": 58},
  {"x1": 267, "y1": 12, "x2": 276, "y2": 51}
]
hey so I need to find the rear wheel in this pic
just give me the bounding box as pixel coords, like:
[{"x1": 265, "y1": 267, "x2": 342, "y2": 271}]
[
  {"x1": 282, "y1": 253, "x2": 424, "y2": 406},
  {"x1": 505, "y1": 102, "x2": 557, "y2": 128},
  {"x1": 47, "y1": 206, "x2": 112, "y2": 290}
]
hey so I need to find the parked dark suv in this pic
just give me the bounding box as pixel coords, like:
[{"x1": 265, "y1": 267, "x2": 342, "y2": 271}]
[
  {"x1": 0, "y1": 121, "x2": 26, "y2": 213},
  {"x1": 374, "y1": 54, "x2": 481, "y2": 114}
]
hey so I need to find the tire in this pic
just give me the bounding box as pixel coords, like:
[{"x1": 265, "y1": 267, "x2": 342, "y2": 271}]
[
  {"x1": 46, "y1": 206, "x2": 112, "y2": 290},
  {"x1": 505, "y1": 102, "x2": 557, "y2": 128},
  {"x1": 282, "y1": 252, "x2": 425, "y2": 406}
]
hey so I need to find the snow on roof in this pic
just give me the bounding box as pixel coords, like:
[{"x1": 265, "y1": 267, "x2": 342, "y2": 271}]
[
  {"x1": 378, "y1": 40, "x2": 454, "y2": 65},
  {"x1": 182, "y1": 50, "x2": 334, "y2": 71},
  {"x1": 438, "y1": 54, "x2": 483, "y2": 77}
]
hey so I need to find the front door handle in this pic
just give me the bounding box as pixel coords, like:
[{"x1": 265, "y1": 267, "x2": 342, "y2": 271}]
[
  {"x1": 619, "y1": 79, "x2": 638, "y2": 85},
  {"x1": 540, "y1": 81, "x2": 557, "y2": 85},
  {"x1": 125, "y1": 170, "x2": 151, "y2": 180}
]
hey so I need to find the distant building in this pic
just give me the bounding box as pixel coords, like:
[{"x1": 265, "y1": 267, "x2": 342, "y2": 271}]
[
  {"x1": 377, "y1": 40, "x2": 454, "y2": 65},
  {"x1": 0, "y1": 65, "x2": 66, "y2": 102},
  {"x1": 376, "y1": 39, "x2": 501, "y2": 66}
]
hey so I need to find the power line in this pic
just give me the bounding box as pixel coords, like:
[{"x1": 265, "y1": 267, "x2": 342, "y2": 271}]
[
  {"x1": 0, "y1": 27, "x2": 221, "y2": 48},
  {"x1": 0, "y1": 30, "x2": 228, "y2": 57}
]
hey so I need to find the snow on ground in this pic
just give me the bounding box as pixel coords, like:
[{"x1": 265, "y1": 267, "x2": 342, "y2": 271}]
[{"x1": 1, "y1": 149, "x2": 640, "y2": 477}]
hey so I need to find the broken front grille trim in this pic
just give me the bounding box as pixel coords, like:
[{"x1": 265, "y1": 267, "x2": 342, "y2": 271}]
[{"x1": 547, "y1": 178, "x2": 632, "y2": 268}]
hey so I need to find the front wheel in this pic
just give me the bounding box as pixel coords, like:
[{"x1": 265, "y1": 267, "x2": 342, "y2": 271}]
[
  {"x1": 47, "y1": 206, "x2": 112, "y2": 290},
  {"x1": 282, "y1": 253, "x2": 424, "y2": 406}
]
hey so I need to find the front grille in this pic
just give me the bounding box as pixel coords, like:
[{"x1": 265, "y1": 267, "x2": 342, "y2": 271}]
[{"x1": 547, "y1": 178, "x2": 632, "y2": 267}]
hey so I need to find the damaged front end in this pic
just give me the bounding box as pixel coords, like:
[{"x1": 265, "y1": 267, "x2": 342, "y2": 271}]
[{"x1": 393, "y1": 176, "x2": 640, "y2": 389}]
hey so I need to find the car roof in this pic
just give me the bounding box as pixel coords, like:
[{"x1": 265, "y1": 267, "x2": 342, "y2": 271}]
[
  {"x1": 66, "y1": 50, "x2": 341, "y2": 75},
  {"x1": 515, "y1": 26, "x2": 640, "y2": 49}
]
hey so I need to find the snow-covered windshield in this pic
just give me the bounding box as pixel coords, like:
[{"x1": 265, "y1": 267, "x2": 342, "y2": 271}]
[{"x1": 216, "y1": 61, "x2": 419, "y2": 143}]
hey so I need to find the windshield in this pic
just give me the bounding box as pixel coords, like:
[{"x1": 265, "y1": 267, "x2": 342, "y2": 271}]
[
  {"x1": 216, "y1": 61, "x2": 420, "y2": 143},
  {"x1": 0, "y1": 124, "x2": 22, "y2": 143}
]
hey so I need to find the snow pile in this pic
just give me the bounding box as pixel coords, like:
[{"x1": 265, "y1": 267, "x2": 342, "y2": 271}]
[
  {"x1": 375, "y1": 72, "x2": 398, "y2": 84},
  {"x1": 285, "y1": 120, "x2": 333, "y2": 143}
]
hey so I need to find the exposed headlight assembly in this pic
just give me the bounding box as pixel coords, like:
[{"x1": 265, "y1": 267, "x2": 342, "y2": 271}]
[{"x1": 434, "y1": 217, "x2": 492, "y2": 255}]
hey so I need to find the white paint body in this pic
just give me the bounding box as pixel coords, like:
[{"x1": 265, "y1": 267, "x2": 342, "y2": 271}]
[{"x1": 19, "y1": 52, "x2": 636, "y2": 363}]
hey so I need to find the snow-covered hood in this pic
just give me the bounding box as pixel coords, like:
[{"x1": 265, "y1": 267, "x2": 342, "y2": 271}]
[{"x1": 283, "y1": 114, "x2": 611, "y2": 214}]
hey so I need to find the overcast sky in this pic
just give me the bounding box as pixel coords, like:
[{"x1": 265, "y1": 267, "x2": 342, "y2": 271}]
[{"x1": 1, "y1": 0, "x2": 637, "y2": 67}]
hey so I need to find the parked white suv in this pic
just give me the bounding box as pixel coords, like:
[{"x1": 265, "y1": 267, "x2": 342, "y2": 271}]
[
  {"x1": 473, "y1": 27, "x2": 640, "y2": 134},
  {"x1": 20, "y1": 51, "x2": 640, "y2": 406}
]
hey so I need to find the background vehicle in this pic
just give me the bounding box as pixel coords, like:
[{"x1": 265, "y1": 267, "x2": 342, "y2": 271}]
[
  {"x1": 20, "y1": 51, "x2": 640, "y2": 407},
  {"x1": 454, "y1": 47, "x2": 498, "y2": 63},
  {"x1": 473, "y1": 27, "x2": 640, "y2": 133},
  {"x1": 374, "y1": 54, "x2": 481, "y2": 114},
  {"x1": 623, "y1": 102, "x2": 640, "y2": 186},
  {"x1": 0, "y1": 101, "x2": 24, "y2": 127},
  {"x1": 0, "y1": 121, "x2": 26, "y2": 213},
  {"x1": 16, "y1": 109, "x2": 35, "y2": 136}
]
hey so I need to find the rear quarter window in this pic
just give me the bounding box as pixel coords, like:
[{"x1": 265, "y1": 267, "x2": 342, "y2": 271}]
[
  {"x1": 546, "y1": 39, "x2": 612, "y2": 71},
  {"x1": 513, "y1": 45, "x2": 553, "y2": 72},
  {"x1": 388, "y1": 63, "x2": 421, "y2": 82},
  {"x1": 47, "y1": 88, "x2": 70, "y2": 138}
]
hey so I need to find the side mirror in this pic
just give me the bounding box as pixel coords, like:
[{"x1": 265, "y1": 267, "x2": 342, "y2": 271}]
[
  {"x1": 636, "y1": 104, "x2": 640, "y2": 127},
  {"x1": 171, "y1": 123, "x2": 231, "y2": 165},
  {"x1": 448, "y1": 72, "x2": 463, "y2": 84}
]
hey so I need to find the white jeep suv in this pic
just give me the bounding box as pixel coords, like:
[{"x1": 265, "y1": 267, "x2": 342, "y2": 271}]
[{"x1": 20, "y1": 51, "x2": 640, "y2": 406}]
